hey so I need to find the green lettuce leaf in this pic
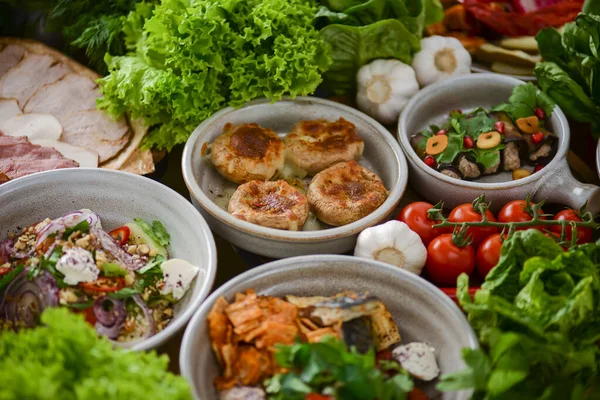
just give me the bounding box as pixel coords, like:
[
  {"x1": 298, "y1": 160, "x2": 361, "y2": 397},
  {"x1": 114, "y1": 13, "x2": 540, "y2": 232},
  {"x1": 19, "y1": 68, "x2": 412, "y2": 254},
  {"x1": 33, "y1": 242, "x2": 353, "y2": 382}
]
[
  {"x1": 0, "y1": 308, "x2": 191, "y2": 399},
  {"x1": 133, "y1": 218, "x2": 171, "y2": 247},
  {"x1": 320, "y1": 19, "x2": 420, "y2": 93}
]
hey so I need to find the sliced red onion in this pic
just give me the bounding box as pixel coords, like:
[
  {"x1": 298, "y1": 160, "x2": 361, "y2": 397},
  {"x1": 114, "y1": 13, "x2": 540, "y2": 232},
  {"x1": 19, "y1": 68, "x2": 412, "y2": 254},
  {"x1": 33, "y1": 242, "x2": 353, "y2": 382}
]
[
  {"x1": 93, "y1": 296, "x2": 127, "y2": 340},
  {"x1": 91, "y1": 228, "x2": 145, "y2": 271},
  {"x1": 35, "y1": 209, "x2": 101, "y2": 248},
  {"x1": 0, "y1": 270, "x2": 59, "y2": 330},
  {"x1": 0, "y1": 237, "x2": 13, "y2": 263},
  {"x1": 133, "y1": 294, "x2": 156, "y2": 339}
]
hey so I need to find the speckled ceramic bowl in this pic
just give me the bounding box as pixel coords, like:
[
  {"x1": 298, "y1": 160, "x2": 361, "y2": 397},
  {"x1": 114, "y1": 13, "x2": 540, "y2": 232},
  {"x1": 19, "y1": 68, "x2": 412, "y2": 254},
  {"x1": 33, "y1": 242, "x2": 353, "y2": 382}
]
[
  {"x1": 182, "y1": 97, "x2": 408, "y2": 259},
  {"x1": 0, "y1": 168, "x2": 217, "y2": 351},
  {"x1": 398, "y1": 74, "x2": 600, "y2": 213},
  {"x1": 180, "y1": 255, "x2": 478, "y2": 400}
]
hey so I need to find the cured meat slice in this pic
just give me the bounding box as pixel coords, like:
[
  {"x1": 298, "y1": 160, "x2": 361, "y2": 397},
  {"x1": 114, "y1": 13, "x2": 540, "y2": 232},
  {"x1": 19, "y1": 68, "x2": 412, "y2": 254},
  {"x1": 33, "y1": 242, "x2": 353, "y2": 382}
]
[
  {"x1": 30, "y1": 139, "x2": 99, "y2": 168},
  {"x1": 0, "y1": 54, "x2": 71, "y2": 107},
  {"x1": 59, "y1": 110, "x2": 130, "y2": 162},
  {"x1": 0, "y1": 133, "x2": 78, "y2": 181},
  {"x1": 24, "y1": 73, "x2": 100, "y2": 116},
  {"x1": 0, "y1": 44, "x2": 25, "y2": 76}
]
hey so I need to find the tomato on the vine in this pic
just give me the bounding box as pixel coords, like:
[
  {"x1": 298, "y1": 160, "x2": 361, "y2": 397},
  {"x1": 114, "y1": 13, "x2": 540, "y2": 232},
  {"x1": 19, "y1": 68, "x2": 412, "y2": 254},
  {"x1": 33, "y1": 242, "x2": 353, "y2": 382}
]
[
  {"x1": 398, "y1": 202, "x2": 447, "y2": 246},
  {"x1": 426, "y1": 234, "x2": 475, "y2": 286},
  {"x1": 448, "y1": 204, "x2": 498, "y2": 247},
  {"x1": 498, "y1": 200, "x2": 545, "y2": 230},
  {"x1": 476, "y1": 233, "x2": 503, "y2": 279},
  {"x1": 550, "y1": 209, "x2": 593, "y2": 244}
]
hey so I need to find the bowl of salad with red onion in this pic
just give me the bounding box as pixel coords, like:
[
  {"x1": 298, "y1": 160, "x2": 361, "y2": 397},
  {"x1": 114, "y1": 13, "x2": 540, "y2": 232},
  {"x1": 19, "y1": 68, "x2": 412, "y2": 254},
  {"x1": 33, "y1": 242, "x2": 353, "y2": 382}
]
[{"x1": 0, "y1": 168, "x2": 217, "y2": 350}]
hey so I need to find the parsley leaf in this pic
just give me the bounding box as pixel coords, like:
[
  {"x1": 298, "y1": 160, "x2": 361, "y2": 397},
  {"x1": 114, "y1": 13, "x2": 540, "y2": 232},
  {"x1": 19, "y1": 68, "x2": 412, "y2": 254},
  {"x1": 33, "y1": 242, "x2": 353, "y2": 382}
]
[
  {"x1": 39, "y1": 246, "x2": 67, "y2": 288},
  {"x1": 491, "y1": 83, "x2": 556, "y2": 121},
  {"x1": 102, "y1": 262, "x2": 128, "y2": 278},
  {"x1": 466, "y1": 111, "x2": 497, "y2": 139},
  {"x1": 0, "y1": 264, "x2": 24, "y2": 291},
  {"x1": 509, "y1": 82, "x2": 538, "y2": 109},
  {"x1": 109, "y1": 287, "x2": 141, "y2": 300},
  {"x1": 133, "y1": 218, "x2": 171, "y2": 247},
  {"x1": 470, "y1": 144, "x2": 505, "y2": 169},
  {"x1": 62, "y1": 220, "x2": 90, "y2": 240},
  {"x1": 436, "y1": 133, "x2": 463, "y2": 164}
]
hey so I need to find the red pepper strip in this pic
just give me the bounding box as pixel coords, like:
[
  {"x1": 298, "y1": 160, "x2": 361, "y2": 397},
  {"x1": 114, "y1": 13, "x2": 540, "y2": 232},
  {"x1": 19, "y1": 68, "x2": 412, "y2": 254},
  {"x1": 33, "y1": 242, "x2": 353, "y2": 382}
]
[
  {"x1": 305, "y1": 395, "x2": 334, "y2": 400},
  {"x1": 109, "y1": 226, "x2": 130, "y2": 246},
  {"x1": 80, "y1": 277, "x2": 125, "y2": 292},
  {"x1": 462, "y1": 0, "x2": 584, "y2": 36},
  {"x1": 0, "y1": 266, "x2": 11, "y2": 276},
  {"x1": 440, "y1": 286, "x2": 480, "y2": 306}
]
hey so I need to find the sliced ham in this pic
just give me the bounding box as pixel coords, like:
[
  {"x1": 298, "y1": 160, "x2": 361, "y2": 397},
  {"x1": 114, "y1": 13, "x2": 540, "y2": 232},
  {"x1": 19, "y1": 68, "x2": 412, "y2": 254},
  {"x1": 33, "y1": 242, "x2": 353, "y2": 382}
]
[
  {"x1": 59, "y1": 110, "x2": 130, "y2": 162},
  {"x1": 24, "y1": 73, "x2": 100, "y2": 116},
  {"x1": 0, "y1": 44, "x2": 25, "y2": 76},
  {"x1": 0, "y1": 53, "x2": 71, "y2": 107},
  {"x1": 0, "y1": 133, "x2": 78, "y2": 181}
]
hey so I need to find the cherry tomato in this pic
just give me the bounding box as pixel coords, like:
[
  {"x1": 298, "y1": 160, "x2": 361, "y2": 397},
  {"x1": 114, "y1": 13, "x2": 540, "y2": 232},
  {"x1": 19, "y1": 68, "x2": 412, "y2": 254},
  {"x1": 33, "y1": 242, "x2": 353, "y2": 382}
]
[
  {"x1": 476, "y1": 233, "x2": 503, "y2": 279},
  {"x1": 305, "y1": 394, "x2": 334, "y2": 400},
  {"x1": 424, "y1": 155, "x2": 436, "y2": 168},
  {"x1": 435, "y1": 129, "x2": 447, "y2": 136},
  {"x1": 532, "y1": 132, "x2": 545, "y2": 145},
  {"x1": 534, "y1": 164, "x2": 544, "y2": 173},
  {"x1": 79, "y1": 306, "x2": 97, "y2": 326},
  {"x1": 426, "y1": 234, "x2": 475, "y2": 286},
  {"x1": 535, "y1": 107, "x2": 545, "y2": 120},
  {"x1": 497, "y1": 200, "x2": 545, "y2": 231},
  {"x1": 463, "y1": 137, "x2": 475, "y2": 149},
  {"x1": 408, "y1": 388, "x2": 431, "y2": 400},
  {"x1": 550, "y1": 209, "x2": 593, "y2": 244},
  {"x1": 440, "y1": 287, "x2": 480, "y2": 306},
  {"x1": 448, "y1": 204, "x2": 498, "y2": 247},
  {"x1": 398, "y1": 202, "x2": 446, "y2": 246},
  {"x1": 494, "y1": 121, "x2": 505, "y2": 133},
  {"x1": 79, "y1": 277, "x2": 125, "y2": 292},
  {"x1": 109, "y1": 226, "x2": 130, "y2": 246}
]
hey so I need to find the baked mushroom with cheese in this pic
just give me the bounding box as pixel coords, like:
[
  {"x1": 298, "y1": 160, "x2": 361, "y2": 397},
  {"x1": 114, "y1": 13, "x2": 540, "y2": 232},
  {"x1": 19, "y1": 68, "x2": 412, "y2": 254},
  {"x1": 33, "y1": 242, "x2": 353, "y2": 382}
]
[
  {"x1": 228, "y1": 180, "x2": 309, "y2": 231},
  {"x1": 307, "y1": 160, "x2": 388, "y2": 226},
  {"x1": 205, "y1": 123, "x2": 285, "y2": 184},
  {"x1": 284, "y1": 118, "x2": 364, "y2": 176}
]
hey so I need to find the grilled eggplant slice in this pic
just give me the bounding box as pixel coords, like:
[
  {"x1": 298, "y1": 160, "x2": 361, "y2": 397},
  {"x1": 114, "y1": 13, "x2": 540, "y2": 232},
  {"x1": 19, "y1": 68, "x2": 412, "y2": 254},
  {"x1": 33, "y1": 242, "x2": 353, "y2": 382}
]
[
  {"x1": 526, "y1": 129, "x2": 558, "y2": 164},
  {"x1": 299, "y1": 293, "x2": 382, "y2": 326},
  {"x1": 370, "y1": 306, "x2": 401, "y2": 351},
  {"x1": 437, "y1": 163, "x2": 462, "y2": 180},
  {"x1": 342, "y1": 317, "x2": 375, "y2": 354},
  {"x1": 410, "y1": 132, "x2": 428, "y2": 158}
]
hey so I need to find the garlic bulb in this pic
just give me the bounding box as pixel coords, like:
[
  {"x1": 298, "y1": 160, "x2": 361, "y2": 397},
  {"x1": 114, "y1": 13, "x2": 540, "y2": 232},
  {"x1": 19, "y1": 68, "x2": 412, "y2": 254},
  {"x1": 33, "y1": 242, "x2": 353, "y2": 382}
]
[
  {"x1": 354, "y1": 220, "x2": 427, "y2": 274},
  {"x1": 412, "y1": 36, "x2": 472, "y2": 87},
  {"x1": 356, "y1": 59, "x2": 420, "y2": 125}
]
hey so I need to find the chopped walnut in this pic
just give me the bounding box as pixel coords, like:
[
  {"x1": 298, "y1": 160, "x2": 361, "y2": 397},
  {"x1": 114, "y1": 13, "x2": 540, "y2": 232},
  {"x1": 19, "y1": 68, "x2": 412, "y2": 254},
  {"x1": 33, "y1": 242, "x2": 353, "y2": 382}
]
[
  {"x1": 59, "y1": 289, "x2": 79, "y2": 305},
  {"x1": 0, "y1": 262, "x2": 10, "y2": 269},
  {"x1": 137, "y1": 244, "x2": 150, "y2": 256},
  {"x1": 124, "y1": 272, "x2": 135, "y2": 287},
  {"x1": 148, "y1": 248, "x2": 159, "y2": 257},
  {"x1": 75, "y1": 235, "x2": 91, "y2": 248},
  {"x1": 123, "y1": 317, "x2": 137, "y2": 333},
  {"x1": 127, "y1": 245, "x2": 138, "y2": 254}
]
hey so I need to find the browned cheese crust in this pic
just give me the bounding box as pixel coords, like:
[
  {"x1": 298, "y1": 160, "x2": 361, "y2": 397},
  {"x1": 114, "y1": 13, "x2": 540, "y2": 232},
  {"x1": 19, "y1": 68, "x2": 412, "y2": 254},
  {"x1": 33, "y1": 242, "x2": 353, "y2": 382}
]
[
  {"x1": 228, "y1": 180, "x2": 309, "y2": 230},
  {"x1": 284, "y1": 118, "x2": 364, "y2": 175},
  {"x1": 209, "y1": 123, "x2": 285, "y2": 184},
  {"x1": 307, "y1": 160, "x2": 388, "y2": 226}
]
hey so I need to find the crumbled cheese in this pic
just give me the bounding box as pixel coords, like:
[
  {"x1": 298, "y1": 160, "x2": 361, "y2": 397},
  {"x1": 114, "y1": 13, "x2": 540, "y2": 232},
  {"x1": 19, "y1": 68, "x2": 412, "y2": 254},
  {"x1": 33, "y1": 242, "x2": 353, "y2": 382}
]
[
  {"x1": 159, "y1": 259, "x2": 199, "y2": 300},
  {"x1": 56, "y1": 247, "x2": 99, "y2": 285},
  {"x1": 392, "y1": 342, "x2": 440, "y2": 381}
]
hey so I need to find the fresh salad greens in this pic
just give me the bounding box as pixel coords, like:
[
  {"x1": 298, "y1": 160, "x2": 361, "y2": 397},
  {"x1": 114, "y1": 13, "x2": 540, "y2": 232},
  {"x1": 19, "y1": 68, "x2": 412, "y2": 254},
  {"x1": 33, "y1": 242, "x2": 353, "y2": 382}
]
[
  {"x1": 133, "y1": 218, "x2": 170, "y2": 248},
  {"x1": 0, "y1": 308, "x2": 192, "y2": 400},
  {"x1": 266, "y1": 336, "x2": 415, "y2": 400},
  {"x1": 491, "y1": 82, "x2": 556, "y2": 122},
  {"x1": 316, "y1": 0, "x2": 443, "y2": 93},
  {"x1": 439, "y1": 230, "x2": 600, "y2": 399},
  {"x1": 535, "y1": 4, "x2": 600, "y2": 137},
  {"x1": 97, "y1": 0, "x2": 331, "y2": 151}
]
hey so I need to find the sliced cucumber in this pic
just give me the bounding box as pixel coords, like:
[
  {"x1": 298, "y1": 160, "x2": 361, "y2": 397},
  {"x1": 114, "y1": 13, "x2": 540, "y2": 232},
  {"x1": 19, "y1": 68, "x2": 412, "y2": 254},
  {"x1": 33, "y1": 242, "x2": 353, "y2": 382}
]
[{"x1": 125, "y1": 222, "x2": 168, "y2": 258}]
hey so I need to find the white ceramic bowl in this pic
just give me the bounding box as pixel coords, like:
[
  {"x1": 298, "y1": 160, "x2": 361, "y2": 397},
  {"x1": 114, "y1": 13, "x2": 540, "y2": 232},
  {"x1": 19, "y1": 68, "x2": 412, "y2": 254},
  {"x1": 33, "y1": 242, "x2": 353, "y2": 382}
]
[
  {"x1": 398, "y1": 74, "x2": 600, "y2": 213},
  {"x1": 180, "y1": 255, "x2": 478, "y2": 400},
  {"x1": 0, "y1": 168, "x2": 217, "y2": 351},
  {"x1": 182, "y1": 97, "x2": 408, "y2": 259}
]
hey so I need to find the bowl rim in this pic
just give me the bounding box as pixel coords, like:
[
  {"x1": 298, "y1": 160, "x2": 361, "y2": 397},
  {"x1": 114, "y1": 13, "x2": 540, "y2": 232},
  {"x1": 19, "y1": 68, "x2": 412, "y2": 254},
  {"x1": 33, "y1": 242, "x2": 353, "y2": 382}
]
[
  {"x1": 181, "y1": 96, "x2": 408, "y2": 242},
  {"x1": 180, "y1": 254, "x2": 479, "y2": 398},
  {"x1": 0, "y1": 168, "x2": 218, "y2": 351},
  {"x1": 397, "y1": 74, "x2": 570, "y2": 189}
]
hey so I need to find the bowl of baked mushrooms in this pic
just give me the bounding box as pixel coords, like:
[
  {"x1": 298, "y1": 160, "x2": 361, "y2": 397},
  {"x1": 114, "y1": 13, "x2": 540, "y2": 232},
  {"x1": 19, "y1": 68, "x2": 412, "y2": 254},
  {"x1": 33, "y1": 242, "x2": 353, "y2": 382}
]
[{"x1": 182, "y1": 97, "x2": 408, "y2": 258}]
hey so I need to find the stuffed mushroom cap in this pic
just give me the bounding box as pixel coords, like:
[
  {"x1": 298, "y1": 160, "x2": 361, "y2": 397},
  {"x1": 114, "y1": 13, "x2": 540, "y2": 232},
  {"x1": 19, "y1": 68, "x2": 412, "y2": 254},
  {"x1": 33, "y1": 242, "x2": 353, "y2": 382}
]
[
  {"x1": 205, "y1": 123, "x2": 285, "y2": 184},
  {"x1": 284, "y1": 118, "x2": 364, "y2": 176},
  {"x1": 307, "y1": 160, "x2": 388, "y2": 226},
  {"x1": 228, "y1": 180, "x2": 309, "y2": 231}
]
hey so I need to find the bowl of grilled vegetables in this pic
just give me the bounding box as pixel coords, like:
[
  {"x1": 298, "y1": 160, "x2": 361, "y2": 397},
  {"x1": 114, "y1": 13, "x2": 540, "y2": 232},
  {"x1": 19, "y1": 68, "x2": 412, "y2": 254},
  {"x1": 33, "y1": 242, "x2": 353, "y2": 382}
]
[
  {"x1": 398, "y1": 74, "x2": 600, "y2": 212},
  {"x1": 180, "y1": 255, "x2": 477, "y2": 400}
]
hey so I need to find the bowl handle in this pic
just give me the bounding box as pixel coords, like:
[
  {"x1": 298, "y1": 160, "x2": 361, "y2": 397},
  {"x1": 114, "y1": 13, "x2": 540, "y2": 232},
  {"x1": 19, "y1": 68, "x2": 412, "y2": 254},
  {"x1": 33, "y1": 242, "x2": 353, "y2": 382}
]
[{"x1": 533, "y1": 158, "x2": 600, "y2": 214}]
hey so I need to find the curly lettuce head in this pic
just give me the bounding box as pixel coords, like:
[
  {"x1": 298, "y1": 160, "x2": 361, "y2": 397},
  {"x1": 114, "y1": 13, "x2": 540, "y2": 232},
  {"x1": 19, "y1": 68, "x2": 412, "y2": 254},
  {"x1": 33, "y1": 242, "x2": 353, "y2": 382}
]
[{"x1": 97, "y1": 0, "x2": 331, "y2": 151}]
